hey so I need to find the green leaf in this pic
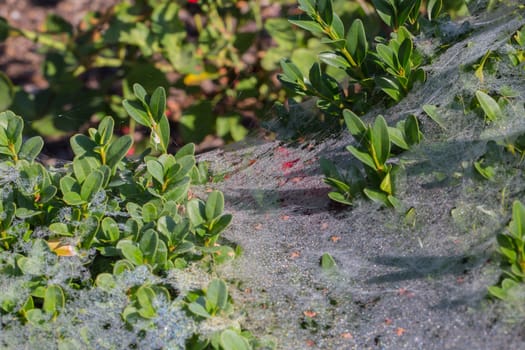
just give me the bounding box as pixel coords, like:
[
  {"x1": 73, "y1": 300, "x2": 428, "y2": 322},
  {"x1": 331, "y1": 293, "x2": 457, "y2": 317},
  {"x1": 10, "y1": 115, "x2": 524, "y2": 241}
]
[
  {"x1": 123, "y1": 99, "x2": 151, "y2": 127},
  {"x1": 316, "y1": 0, "x2": 333, "y2": 25},
  {"x1": 207, "y1": 279, "x2": 228, "y2": 311},
  {"x1": 346, "y1": 19, "x2": 368, "y2": 65},
  {"x1": 117, "y1": 240, "x2": 144, "y2": 266},
  {"x1": 101, "y1": 217, "x2": 120, "y2": 242},
  {"x1": 377, "y1": 76, "x2": 403, "y2": 102},
  {"x1": 142, "y1": 202, "x2": 158, "y2": 223},
  {"x1": 155, "y1": 114, "x2": 170, "y2": 153},
  {"x1": 219, "y1": 329, "x2": 252, "y2": 350},
  {"x1": 147, "y1": 159, "x2": 165, "y2": 184},
  {"x1": 70, "y1": 134, "x2": 97, "y2": 157},
  {"x1": 209, "y1": 214, "x2": 233, "y2": 236},
  {"x1": 473, "y1": 160, "x2": 495, "y2": 181},
  {"x1": 321, "y1": 253, "x2": 337, "y2": 270},
  {"x1": 97, "y1": 116, "x2": 114, "y2": 145},
  {"x1": 113, "y1": 259, "x2": 135, "y2": 275},
  {"x1": 205, "y1": 191, "x2": 225, "y2": 221},
  {"x1": 371, "y1": 115, "x2": 390, "y2": 167},
  {"x1": 188, "y1": 301, "x2": 211, "y2": 318},
  {"x1": 363, "y1": 188, "x2": 391, "y2": 206},
  {"x1": 476, "y1": 90, "x2": 503, "y2": 121},
  {"x1": 18, "y1": 136, "x2": 43, "y2": 162},
  {"x1": 175, "y1": 143, "x2": 195, "y2": 159},
  {"x1": 427, "y1": 0, "x2": 442, "y2": 21},
  {"x1": 73, "y1": 156, "x2": 101, "y2": 183},
  {"x1": 133, "y1": 83, "x2": 148, "y2": 104},
  {"x1": 187, "y1": 199, "x2": 206, "y2": 227},
  {"x1": 63, "y1": 192, "x2": 85, "y2": 206},
  {"x1": 0, "y1": 72, "x2": 14, "y2": 111},
  {"x1": 49, "y1": 223, "x2": 71, "y2": 236},
  {"x1": 280, "y1": 59, "x2": 305, "y2": 83},
  {"x1": 327, "y1": 191, "x2": 353, "y2": 205},
  {"x1": 80, "y1": 170, "x2": 104, "y2": 202},
  {"x1": 149, "y1": 87, "x2": 166, "y2": 123},
  {"x1": 346, "y1": 145, "x2": 376, "y2": 170},
  {"x1": 388, "y1": 126, "x2": 409, "y2": 150},
  {"x1": 139, "y1": 229, "x2": 159, "y2": 262},
  {"x1": 398, "y1": 39, "x2": 413, "y2": 71},
  {"x1": 318, "y1": 51, "x2": 352, "y2": 71},
  {"x1": 404, "y1": 114, "x2": 421, "y2": 146},
  {"x1": 343, "y1": 109, "x2": 366, "y2": 138},
  {"x1": 136, "y1": 286, "x2": 157, "y2": 318},
  {"x1": 43, "y1": 285, "x2": 65, "y2": 315},
  {"x1": 422, "y1": 104, "x2": 446, "y2": 129},
  {"x1": 372, "y1": 0, "x2": 395, "y2": 27},
  {"x1": 106, "y1": 135, "x2": 132, "y2": 171},
  {"x1": 288, "y1": 19, "x2": 324, "y2": 35},
  {"x1": 510, "y1": 200, "x2": 525, "y2": 239},
  {"x1": 95, "y1": 273, "x2": 116, "y2": 291}
]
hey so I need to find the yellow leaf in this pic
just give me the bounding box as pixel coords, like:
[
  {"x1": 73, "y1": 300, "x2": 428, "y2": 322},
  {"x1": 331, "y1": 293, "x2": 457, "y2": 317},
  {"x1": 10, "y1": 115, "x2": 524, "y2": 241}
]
[{"x1": 47, "y1": 240, "x2": 76, "y2": 257}]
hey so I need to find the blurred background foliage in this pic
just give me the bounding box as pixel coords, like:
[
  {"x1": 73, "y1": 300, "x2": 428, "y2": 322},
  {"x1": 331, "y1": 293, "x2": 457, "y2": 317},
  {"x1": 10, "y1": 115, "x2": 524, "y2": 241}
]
[{"x1": 0, "y1": 0, "x2": 469, "y2": 157}]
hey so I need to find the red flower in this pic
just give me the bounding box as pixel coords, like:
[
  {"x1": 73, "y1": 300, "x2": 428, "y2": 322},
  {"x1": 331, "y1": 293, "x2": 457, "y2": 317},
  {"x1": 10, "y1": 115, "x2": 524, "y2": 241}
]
[{"x1": 188, "y1": 0, "x2": 198, "y2": 3}]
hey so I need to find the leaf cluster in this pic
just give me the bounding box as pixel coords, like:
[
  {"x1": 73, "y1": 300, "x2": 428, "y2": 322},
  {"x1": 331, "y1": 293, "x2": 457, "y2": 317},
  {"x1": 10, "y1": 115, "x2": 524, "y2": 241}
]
[{"x1": 0, "y1": 84, "x2": 256, "y2": 348}]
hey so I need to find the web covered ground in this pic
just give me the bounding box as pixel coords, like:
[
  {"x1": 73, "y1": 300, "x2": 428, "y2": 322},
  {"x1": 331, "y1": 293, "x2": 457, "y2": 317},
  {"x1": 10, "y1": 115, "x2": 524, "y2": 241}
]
[{"x1": 197, "y1": 4, "x2": 525, "y2": 349}]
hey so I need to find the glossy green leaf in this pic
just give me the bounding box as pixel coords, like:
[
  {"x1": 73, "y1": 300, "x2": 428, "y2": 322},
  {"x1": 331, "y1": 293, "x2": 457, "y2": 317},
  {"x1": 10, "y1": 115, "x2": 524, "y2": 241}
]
[
  {"x1": 209, "y1": 214, "x2": 233, "y2": 236},
  {"x1": 147, "y1": 159, "x2": 165, "y2": 184},
  {"x1": 188, "y1": 301, "x2": 211, "y2": 318},
  {"x1": 476, "y1": 90, "x2": 503, "y2": 121},
  {"x1": 18, "y1": 136, "x2": 43, "y2": 162},
  {"x1": 175, "y1": 143, "x2": 195, "y2": 159},
  {"x1": 97, "y1": 116, "x2": 114, "y2": 145},
  {"x1": 43, "y1": 285, "x2": 65, "y2": 315},
  {"x1": 388, "y1": 126, "x2": 409, "y2": 150},
  {"x1": 371, "y1": 115, "x2": 390, "y2": 167},
  {"x1": 377, "y1": 76, "x2": 403, "y2": 102},
  {"x1": 346, "y1": 19, "x2": 368, "y2": 65},
  {"x1": 117, "y1": 240, "x2": 144, "y2": 266},
  {"x1": 427, "y1": 0, "x2": 442, "y2": 20},
  {"x1": 318, "y1": 51, "x2": 352, "y2": 71},
  {"x1": 205, "y1": 191, "x2": 225, "y2": 221},
  {"x1": 321, "y1": 253, "x2": 337, "y2": 270},
  {"x1": 123, "y1": 99, "x2": 151, "y2": 127},
  {"x1": 80, "y1": 170, "x2": 104, "y2": 202},
  {"x1": 73, "y1": 156, "x2": 101, "y2": 184},
  {"x1": 404, "y1": 114, "x2": 421, "y2": 146},
  {"x1": 155, "y1": 114, "x2": 170, "y2": 153},
  {"x1": 136, "y1": 286, "x2": 157, "y2": 318},
  {"x1": 207, "y1": 279, "x2": 228, "y2": 311},
  {"x1": 363, "y1": 188, "x2": 391, "y2": 206},
  {"x1": 316, "y1": 0, "x2": 333, "y2": 25},
  {"x1": 149, "y1": 86, "x2": 166, "y2": 123},
  {"x1": 63, "y1": 192, "x2": 85, "y2": 206},
  {"x1": 139, "y1": 229, "x2": 159, "y2": 262},
  {"x1": 219, "y1": 329, "x2": 252, "y2": 350},
  {"x1": 106, "y1": 135, "x2": 132, "y2": 170},
  {"x1": 346, "y1": 145, "x2": 376, "y2": 170},
  {"x1": 133, "y1": 83, "x2": 148, "y2": 104},
  {"x1": 288, "y1": 19, "x2": 324, "y2": 35},
  {"x1": 187, "y1": 199, "x2": 206, "y2": 227},
  {"x1": 422, "y1": 104, "x2": 446, "y2": 129},
  {"x1": 372, "y1": 0, "x2": 395, "y2": 28},
  {"x1": 70, "y1": 134, "x2": 97, "y2": 157},
  {"x1": 101, "y1": 217, "x2": 120, "y2": 242},
  {"x1": 398, "y1": 39, "x2": 413, "y2": 71},
  {"x1": 95, "y1": 273, "x2": 116, "y2": 291},
  {"x1": 142, "y1": 202, "x2": 158, "y2": 223},
  {"x1": 327, "y1": 191, "x2": 353, "y2": 205}
]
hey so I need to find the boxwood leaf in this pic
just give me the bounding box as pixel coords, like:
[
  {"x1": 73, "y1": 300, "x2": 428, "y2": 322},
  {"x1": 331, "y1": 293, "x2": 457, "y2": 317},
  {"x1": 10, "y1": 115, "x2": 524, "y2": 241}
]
[
  {"x1": 207, "y1": 279, "x2": 228, "y2": 311},
  {"x1": 188, "y1": 301, "x2": 211, "y2": 318},
  {"x1": 346, "y1": 145, "x2": 376, "y2": 170},
  {"x1": 142, "y1": 202, "x2": 158, "y2": 223},
  {"x1": 205, "y1": 191, "x2": 224, "y2": 221},
  {"x1": 19, "y1": 136, "x2": 43, "y2": 162},
  {"x1": 123, "y1": 99, "x2": 151, "y2": 127},
  {"x1": 133, "y1": 83, "x2": 148, "y2": 104},
  {"x1": 117, "y1": 240, "x2": 143, "y2": 266},
  {"x1": 80, "y1": 170, "x2": 104, "y2": 202},
  {"x1": 70, "y1": 134, "x2": 97, "y2": 157},
  {"x1": 220, "y1": 329, "x2": 251, "y2": 350},
  {"x1": 73, "y1": 156, "x2": 101, "y2": 184},
  {"x1": 288, "y1": 19, "x2": 324, "y2": 35},
  {"x1": 346, "y1": 19, "x2": 368, "y2": 65},
  {"x1": 43, "y1": 285, "x2": 65, "y2": 315},
  {"x1": 149, "y1": 86, "x2": 166, "y2": 123},
  {"x1": 106, "y1": 135, "x2": 132, "y2": 171},
  {"x1": 139, "y1": 229, "x2": 159, "y2": 262},
  {"x1": 187, "y1": 199, "x2": 206, "y2": 227},
  {"x1": 97, "y1": 116, "x2": 114, "y2": 145},
  {"x1": 136, "y1": 286, "x2": 157, "y2": 318},
  {"x1": 63, "y1": 192, "x2": 85, "y2": 206},
  {"x1": 476, "y1": 90, "x2": 503, "y2": 121}
]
